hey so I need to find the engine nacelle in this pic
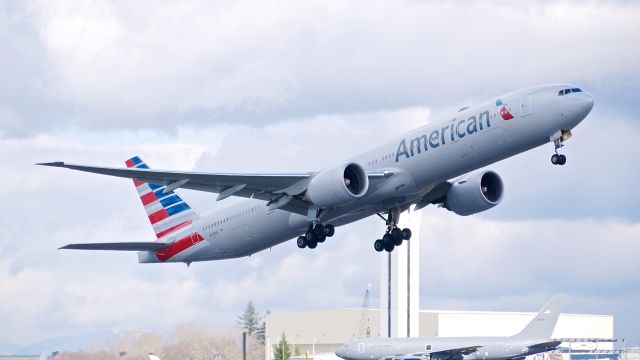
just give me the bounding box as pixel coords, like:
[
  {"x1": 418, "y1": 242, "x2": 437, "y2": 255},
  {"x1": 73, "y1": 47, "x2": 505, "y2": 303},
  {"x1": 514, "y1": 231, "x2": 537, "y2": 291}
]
[
  {"x1": 445, "y1": 170, "x2": 504, "y2": 216},
  {"x1": 306, "y1": 162, "x2": 369, "y2": 208}
]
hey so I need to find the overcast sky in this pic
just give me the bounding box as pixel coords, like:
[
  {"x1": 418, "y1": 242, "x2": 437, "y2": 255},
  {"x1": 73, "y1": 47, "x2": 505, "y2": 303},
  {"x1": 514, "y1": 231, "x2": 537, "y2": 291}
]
[{"x1": 1, "y1": 0, "x2": 639, "y2": 354}]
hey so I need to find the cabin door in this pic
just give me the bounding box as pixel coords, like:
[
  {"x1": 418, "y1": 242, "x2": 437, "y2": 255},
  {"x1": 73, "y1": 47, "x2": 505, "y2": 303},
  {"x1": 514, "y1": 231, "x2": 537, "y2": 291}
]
[{"x1": 520, "y1": 95, "x2": 532, "y2": 116}]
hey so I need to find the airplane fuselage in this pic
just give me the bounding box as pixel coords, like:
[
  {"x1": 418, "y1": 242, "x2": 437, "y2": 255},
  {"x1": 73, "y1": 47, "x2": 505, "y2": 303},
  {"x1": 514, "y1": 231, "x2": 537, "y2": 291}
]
[
  {"x1": 336, "y1": 336, "x2": 559, "y2": 360},
  {"x1": 137, "y1": 84, "x2": 594, "y2": 263}
]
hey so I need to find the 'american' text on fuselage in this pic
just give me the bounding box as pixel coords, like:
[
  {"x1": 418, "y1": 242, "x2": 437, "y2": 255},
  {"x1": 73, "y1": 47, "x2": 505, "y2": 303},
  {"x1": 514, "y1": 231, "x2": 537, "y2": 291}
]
[{"x1": 395, "y1": 110, "x2": 492, "y2": 162}]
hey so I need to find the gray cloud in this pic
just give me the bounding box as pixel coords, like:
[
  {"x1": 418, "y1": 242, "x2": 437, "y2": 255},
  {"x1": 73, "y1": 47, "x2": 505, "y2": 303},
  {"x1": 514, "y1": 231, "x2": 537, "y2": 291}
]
[{"x1": 2, "y1": 1, "x2": 640, "y2": 136}]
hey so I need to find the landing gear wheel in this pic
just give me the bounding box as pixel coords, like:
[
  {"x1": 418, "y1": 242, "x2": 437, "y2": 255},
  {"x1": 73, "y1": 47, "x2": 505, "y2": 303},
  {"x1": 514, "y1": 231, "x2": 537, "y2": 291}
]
[
  {"x1": 558, "y1": 154, "x2": 567, "y2": 165},
  {"x1": 382, "y1": 233, "x2": 394, "y2": 246},
  {"x1": 384, "y1": 242, "x2": 395, "y2": 252},
  {"x1": 296, "y1": 236, "x2": 307, "y2": 249},
  {"x1": 324, "y1": 224, "x2": 335, "y2": 237},
  {"x1": 401, "y1": 228, "x2": 412, "y2": 240},
  {"x1": 551, "y1": 154, "x2": 560, "y2": 165},
  {"x1": 311, "y1": 224, "x2": 326, "y2": 243},
  {"x1": 393, "y1": 233, "x2": 403, "y2": 246},
  {"x1": 305, "y1": 230, "x2": 314, "y2": 241},
  {"x1": 307, "y1": 239, "x2": 318, "y2": 249},
  {"x1": 313, "y1": 224, "x2": 325, "y2": 237},
  {"x1": 374, "y1": 239, "x2": 385, "y2": 252},
  {"x1": 391, "y1": 227, "x2": 402, "y2": 240}
]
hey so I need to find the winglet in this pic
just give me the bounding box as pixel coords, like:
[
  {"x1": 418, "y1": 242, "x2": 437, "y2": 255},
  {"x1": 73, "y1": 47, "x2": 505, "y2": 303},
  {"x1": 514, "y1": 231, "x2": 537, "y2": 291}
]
[
  {"x1": 36, "y1": 161, "x2": 65, "y2": 167},
  {"x1": 513, "y1": 295, "x2": 566, "y2": 339}
]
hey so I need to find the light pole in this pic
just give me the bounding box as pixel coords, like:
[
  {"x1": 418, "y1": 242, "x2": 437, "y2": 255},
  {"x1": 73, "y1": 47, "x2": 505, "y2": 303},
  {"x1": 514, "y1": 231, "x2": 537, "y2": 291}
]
[{"x1": 312, "y1": 338, "x2": 316, "y2": 356}]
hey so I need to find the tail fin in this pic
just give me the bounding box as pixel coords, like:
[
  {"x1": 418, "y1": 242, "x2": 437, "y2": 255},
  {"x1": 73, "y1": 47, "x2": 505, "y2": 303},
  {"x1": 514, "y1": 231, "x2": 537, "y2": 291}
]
[
  {"x1": 514, "y1": 295, "x2": 565, "y2": 339},
  {"x1": 126, "y1": 156, "x2": 199, "y2": 240}
]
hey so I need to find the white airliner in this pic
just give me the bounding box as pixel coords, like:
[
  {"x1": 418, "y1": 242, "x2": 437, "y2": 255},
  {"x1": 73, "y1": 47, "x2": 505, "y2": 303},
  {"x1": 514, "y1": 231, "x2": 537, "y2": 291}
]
[{"x1": 40, "y1": 84, "x2": 594, "y2": 264}]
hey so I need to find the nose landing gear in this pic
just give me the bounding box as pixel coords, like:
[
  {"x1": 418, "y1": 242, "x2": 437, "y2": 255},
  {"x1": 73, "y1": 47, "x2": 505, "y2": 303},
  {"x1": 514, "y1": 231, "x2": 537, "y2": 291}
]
[
  {"x1": 373, "y1": 208, "x2": 412, "y2": 253},
  {"x1": 551, "y1": 153, "x2": 566, "y2": 165},
  {"x1": 297, "y1": 223, "x2": 335, "y2": 249},
  {"x1": 550, "y1": 130, "x2": 571, "y2": 166}
]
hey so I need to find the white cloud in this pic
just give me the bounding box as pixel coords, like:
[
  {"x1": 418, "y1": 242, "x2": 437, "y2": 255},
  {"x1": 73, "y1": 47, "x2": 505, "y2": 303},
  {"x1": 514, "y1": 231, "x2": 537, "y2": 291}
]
[{"x1": 419, "y1": 211, "x2": 640, "y2": 299}]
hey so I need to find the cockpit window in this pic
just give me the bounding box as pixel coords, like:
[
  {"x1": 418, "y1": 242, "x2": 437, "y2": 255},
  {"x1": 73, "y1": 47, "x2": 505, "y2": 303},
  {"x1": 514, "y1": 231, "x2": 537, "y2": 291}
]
[{"x1": 558, "y1": 88, "x2": 582, "y2": 96}]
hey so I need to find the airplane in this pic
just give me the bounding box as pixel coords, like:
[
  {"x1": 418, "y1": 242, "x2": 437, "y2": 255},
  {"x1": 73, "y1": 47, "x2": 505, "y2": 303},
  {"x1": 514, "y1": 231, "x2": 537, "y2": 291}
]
[
  {"x1": 39, "y1": 84, "x2": 594, "y2": 264},
  {"x1": 335, "y1": 296, "x2": 566, "y2": 360}
]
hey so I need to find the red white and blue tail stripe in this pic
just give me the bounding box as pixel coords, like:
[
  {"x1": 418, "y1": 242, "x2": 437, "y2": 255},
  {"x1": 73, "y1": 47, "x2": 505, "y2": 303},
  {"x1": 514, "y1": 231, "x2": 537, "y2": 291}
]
[{"x1": 126, "y1": 156, "x2": 199, "y2": 240}]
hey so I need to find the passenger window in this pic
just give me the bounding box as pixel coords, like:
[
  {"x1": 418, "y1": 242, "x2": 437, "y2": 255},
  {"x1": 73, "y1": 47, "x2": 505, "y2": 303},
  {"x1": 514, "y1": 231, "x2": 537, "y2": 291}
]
[{"x1": 426, "y1": 344, "x2": 432, "y2": 351}]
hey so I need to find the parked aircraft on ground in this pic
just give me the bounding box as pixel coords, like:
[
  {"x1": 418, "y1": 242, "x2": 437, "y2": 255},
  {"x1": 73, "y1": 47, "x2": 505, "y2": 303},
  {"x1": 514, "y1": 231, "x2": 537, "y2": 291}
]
[
  {"x1": 40, "y1": 85, "x2": 594, "y2": 264},
  {"x1": 335, "y1": 296, "x2": 566, "y2": 360}
]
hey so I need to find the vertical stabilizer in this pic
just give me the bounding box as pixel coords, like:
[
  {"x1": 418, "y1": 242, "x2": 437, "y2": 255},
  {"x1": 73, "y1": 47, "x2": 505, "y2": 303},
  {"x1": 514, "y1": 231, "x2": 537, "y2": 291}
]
[
  {"x1": 514, "y1": 295, "x2": 566, "y2": 339},
  {"x1": 126, "y1": 156, "x2": 199, "y2": 240}
]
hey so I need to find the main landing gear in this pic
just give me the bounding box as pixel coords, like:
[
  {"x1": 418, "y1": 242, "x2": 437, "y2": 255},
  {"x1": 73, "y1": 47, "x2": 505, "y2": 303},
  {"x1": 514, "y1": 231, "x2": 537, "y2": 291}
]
[
  {"x1": 550, "y1": 130, "x2": 571, "y2": 166},
  {"x1": 297, "y1": 223, "x2": 335, "y2": 249},
  {"x1": 373, "y1": 208, "x2": 412, "y2": 253}
]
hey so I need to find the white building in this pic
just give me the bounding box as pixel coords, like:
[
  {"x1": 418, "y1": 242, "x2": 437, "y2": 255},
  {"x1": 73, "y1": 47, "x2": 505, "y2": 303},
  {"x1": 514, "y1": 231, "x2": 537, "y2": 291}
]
[{"x1": 265, "y1": 308, "x2": 614, "y2": 359}]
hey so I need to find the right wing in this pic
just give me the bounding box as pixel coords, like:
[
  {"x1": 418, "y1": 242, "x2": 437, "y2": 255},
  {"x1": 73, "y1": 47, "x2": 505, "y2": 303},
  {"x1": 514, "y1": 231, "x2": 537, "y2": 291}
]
[
  {"x1": 413, "y1": 181, "x2": 451, "y2": 210},
  {"x1": 59, "y1": 242, "x2": 170, "y2": 251}
]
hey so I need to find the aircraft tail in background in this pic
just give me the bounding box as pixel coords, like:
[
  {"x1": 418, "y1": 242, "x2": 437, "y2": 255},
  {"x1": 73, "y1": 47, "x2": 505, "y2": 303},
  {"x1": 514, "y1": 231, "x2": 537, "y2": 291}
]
[{"x1": 513, "y1": 295, "x2": 566, "y2": 339}]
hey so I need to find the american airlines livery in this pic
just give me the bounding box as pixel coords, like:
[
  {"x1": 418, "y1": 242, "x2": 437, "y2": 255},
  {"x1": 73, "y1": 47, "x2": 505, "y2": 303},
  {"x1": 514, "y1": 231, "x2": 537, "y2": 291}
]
[{"x1": 40, "y1": 84, "x2": 594, "y2": 264}]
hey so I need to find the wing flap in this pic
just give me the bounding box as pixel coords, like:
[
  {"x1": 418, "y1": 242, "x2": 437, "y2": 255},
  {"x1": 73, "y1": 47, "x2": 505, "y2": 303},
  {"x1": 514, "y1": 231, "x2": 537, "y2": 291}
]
[{"x1": 60, "y1": 242, "x2": 170, "y2": 251}]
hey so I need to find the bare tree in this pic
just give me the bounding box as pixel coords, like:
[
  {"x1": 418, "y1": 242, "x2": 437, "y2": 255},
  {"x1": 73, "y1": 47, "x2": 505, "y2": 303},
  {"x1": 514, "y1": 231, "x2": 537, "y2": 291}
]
[{"x1": 56, "y1": 323, "x2": 249, "y2": 360}]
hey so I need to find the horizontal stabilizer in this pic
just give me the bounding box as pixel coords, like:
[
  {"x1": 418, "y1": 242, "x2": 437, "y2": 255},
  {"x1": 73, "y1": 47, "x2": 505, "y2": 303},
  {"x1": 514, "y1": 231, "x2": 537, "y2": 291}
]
[{"x1": 60, "y1": 242, "x2": 170, "y2": 251}]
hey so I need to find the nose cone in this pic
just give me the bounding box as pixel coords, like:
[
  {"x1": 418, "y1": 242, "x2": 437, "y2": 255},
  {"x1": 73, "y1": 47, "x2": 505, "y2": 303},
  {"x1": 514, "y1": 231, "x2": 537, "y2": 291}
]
[
  {"x1": 581, "y1": 92, "x2": 595, "y2": 115},
  {"x1": 335, "y1": 347, "x2": 346, "y2": 359},
  {"x1": 560, "y1": 90, "x2": 595, "y2": 128},
  {"x1": 573, "y1": 92, "x2": 595, "y2": 123}
]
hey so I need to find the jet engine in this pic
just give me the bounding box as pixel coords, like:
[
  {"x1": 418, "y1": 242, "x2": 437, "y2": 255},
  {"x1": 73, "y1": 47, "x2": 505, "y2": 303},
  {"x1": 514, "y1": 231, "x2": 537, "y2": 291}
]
[
  {"x1": 306, "y1": 162, "x2": 369, "y2": 208},
  {"x1": 444, "y1": 170, "x2": 504, "y2": 216}
]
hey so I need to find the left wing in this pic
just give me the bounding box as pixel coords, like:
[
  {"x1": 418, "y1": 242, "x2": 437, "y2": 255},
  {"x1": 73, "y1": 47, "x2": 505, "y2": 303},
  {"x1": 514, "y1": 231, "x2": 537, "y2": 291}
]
[
  {"x1": 409, "y1": 345, "x2": 482, "y2": 360},
  {"x1": 59, "y1": 242, "x2": 171, "y2": 251},
  {"x1": 38, "y1": 161, "x2": 390, "y2": 216},
  {"x1": 528, "y1": 341, "x2": 562, "y2": 351},
  {"x1": 38, "y1": 161, "x2": 314, "y2": 214}
]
